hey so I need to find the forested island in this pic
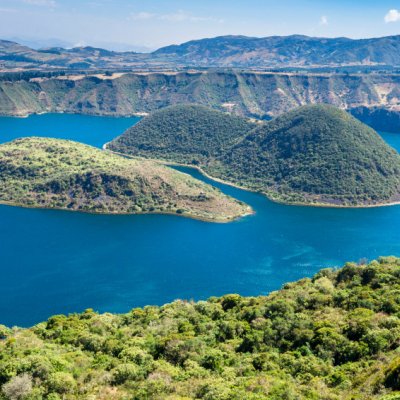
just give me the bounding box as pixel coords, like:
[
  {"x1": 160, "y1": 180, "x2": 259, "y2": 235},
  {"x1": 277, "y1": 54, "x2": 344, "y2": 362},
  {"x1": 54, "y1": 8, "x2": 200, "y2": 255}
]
[
  {"x1": 2, "y1": 257, "x2": 400, "y2": 399},
  {"x1": 0, "y1": 137, "x2": 250, "y2": 222},
  {"x1": 109, "y1": 104, "x2": 400, "y2": 207}
]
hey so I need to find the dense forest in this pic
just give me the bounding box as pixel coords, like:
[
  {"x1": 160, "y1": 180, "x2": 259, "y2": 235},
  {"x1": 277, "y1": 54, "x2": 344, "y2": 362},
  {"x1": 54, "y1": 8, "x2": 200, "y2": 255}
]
[
  {"x1": 0, "y1": 137, "x2": 250, "y2": 221},
  {"x1": 108, "y1": 104, "x2": 256, "y2": 165},
  {"x1": 212, "y1": 104, "x2": 400, "y2": 206},
  {"x1": 110, "y1": 104, "x2": 400, "y2": 207},
  {"x1": 2, "y1": 257, "x2": 400, "y2": 399}
]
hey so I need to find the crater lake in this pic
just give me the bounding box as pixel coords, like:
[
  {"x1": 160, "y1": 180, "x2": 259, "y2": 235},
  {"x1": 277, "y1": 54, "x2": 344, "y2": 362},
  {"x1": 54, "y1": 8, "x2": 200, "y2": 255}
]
[{"x1": 1, "y1": 113, "x2": 400, "y2": 327}]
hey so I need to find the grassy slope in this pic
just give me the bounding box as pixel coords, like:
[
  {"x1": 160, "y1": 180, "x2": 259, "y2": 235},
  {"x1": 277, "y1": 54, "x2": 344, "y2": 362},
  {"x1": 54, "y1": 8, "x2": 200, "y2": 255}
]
[
  {"x1": 3, "y1": 257, "x2": 400, "y2": 399},
  {"x1": 108, "y1": 104, "x2": 256, "y2": 165},
  {"x1": 211, "y1": 104, "x2": 400, "y2": 206},
  {"x1": 0, "y1": 137, "x2": 250, "y2": 222}
]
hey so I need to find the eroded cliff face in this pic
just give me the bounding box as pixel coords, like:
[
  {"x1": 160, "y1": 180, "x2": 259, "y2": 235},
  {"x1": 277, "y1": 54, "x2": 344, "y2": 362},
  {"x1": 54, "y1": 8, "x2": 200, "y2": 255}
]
[{"x1": 1, "y1": 71, "x2": 400, "y2": 131}]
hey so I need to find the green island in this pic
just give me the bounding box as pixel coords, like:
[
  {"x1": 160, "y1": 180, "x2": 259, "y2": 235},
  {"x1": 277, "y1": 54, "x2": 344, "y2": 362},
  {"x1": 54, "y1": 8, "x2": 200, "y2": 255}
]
[
  {"x1": 109, "y1": 104, "x2": 400, "y2": 207},
  {"x1": 0, "y1": 137, "x2": 251, "y2": 222},
  {"x1": 106, "y1": 104, "x2": 256, "y2": 165},
  {"x1": 3, "y1": 257, "x2": 400, "y2": 399}
]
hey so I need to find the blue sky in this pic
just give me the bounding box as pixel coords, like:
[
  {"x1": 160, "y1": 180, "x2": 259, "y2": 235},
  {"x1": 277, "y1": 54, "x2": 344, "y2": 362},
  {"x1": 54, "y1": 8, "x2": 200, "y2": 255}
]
[{"x1": 1, "y1": 0, "x2": 400, "y2": 50}]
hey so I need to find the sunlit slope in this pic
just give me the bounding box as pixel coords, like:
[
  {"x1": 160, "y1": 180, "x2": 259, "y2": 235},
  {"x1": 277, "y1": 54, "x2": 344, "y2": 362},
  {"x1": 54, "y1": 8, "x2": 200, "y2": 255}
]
[
  {"x1": 0, "y1": 137, "x2": 250, "y2": 221},
  {"x1": 3, "y1": 257, "x2": 400, "y2": 398}
]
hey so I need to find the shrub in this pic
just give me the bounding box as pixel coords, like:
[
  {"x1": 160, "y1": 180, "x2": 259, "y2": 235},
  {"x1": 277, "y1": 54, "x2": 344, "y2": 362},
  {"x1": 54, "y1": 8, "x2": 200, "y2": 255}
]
[{"x1": 2, "y1": 374, "x2": 32, "y2": 400}]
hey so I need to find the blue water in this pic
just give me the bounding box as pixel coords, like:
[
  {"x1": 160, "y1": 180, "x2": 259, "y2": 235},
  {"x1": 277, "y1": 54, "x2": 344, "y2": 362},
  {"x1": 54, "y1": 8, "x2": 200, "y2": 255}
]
[
  {"x1": 0, "y1": 113, "x2": 139, "y2": 148},
  {"x1": 1, "y1": 114, "x2": 400, "y2": 327}
]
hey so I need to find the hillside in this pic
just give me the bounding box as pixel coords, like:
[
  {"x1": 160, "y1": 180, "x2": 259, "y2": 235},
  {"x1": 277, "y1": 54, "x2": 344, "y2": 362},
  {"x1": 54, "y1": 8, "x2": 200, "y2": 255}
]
[
  {"x1": 1, "y1": 71, "x2": 400, "y2": 132},
  {"x1": 0, "y1": 137, "x2": 250, "y2": 222},
  {"x1": 113, "y1": 104, "x2": 400, "y2": 207},
  {"x1": 107, "y1": 104, "x2": 256, "y2": 164},
  {"x1": 0, "y1": 39, "x2": 166, "y2": 71},
  {"x1": 212, "y1": 105, "x2": 400, "y2": 206},
  {"x1": 2, "y1": 257, "x2": 400, "y2": 399},
  {"x1": 155, "y1": 34, "x2": 400, "y2": 67}
]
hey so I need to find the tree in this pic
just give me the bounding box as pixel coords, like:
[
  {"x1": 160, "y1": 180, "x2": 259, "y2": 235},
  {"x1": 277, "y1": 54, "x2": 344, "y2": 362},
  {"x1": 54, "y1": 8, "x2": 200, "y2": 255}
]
[{"x1": 2, "y1": 374, "x2": 32, "y2": 400}]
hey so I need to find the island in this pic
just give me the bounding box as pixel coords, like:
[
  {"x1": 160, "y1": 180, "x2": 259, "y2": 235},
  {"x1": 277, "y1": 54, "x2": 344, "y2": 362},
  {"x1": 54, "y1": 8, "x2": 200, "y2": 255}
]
[
  {"x1": 0, "y1": 137, "x2": 251, "y2": 222},
  {"x1": 108, "y1": 104, "x2": 400, "y2": 207}
]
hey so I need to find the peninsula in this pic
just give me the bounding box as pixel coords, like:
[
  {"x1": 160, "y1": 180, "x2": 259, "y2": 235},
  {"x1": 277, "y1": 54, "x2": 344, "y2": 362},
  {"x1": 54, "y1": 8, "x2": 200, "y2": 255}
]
[{"x1": 0, "y1": 137, "x2": 251, "y2": 222}]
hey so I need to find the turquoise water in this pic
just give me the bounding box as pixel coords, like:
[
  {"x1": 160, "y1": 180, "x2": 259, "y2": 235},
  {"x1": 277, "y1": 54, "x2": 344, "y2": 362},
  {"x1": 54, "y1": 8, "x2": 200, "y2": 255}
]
[{"x1": 1, "y1": 114, "x2": 400, "y2": 327}]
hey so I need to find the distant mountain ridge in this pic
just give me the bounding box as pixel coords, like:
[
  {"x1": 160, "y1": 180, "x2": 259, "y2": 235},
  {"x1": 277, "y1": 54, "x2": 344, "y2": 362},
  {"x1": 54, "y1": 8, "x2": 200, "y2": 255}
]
[
  {"x1": 2, "y1": 34, "x2": 400, "y2": 70},
  {"x1": 154, "y1": 34, "x2": 400, "y2": 67},
  {"x1": 0, "y1": 39, "x2": 146, "y2": 71}
]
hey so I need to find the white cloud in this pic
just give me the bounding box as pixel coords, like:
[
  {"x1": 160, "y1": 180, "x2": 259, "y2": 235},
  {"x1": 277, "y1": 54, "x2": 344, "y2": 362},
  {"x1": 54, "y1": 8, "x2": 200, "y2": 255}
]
[
  {"x1": 129, "y1": 10, "x2": 224, "y2": 24},
  {"x1": 130, "y1": 12, "x2": 156, "y2": 21},
  {"x1": 159, "y1": 10, "x2": 212, "y2": 22},
  {"x1": 385, "y1": 9, "x2": 400, "y2": 23},
  {"x1": 159, "y1": 10, "x2": 191, "y2": 22},
  {"x1": 0, "y1": 7, "x2": 17, "y2": 13},
  {"x1": 73, "y1": 40, "x2": 86, "y2": 48},
  {"x1": 22, "y1": 0, "x2": 56, "y2": 6},
  {"x1": 319, "y1": 15, "x2": 328, "y2": 26}
]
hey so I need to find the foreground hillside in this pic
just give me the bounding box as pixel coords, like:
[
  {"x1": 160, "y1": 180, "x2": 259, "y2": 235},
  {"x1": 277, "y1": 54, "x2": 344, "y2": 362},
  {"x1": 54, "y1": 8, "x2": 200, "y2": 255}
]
[
  {"x1": 0, "y1": 137, "x2": 250, "y2": 222},
  {"x1": 109, "y1": 104, "x2": 400, "y2": 207},
  {"x1": 107, "y1": 104, "x2": 256, "y2": 164},
  {"x1": 2, "y1": 257, "x2": 400, "y2": 399},
  {"x1": 1, "y1": 71, "x2": 400, "y2": 132}
]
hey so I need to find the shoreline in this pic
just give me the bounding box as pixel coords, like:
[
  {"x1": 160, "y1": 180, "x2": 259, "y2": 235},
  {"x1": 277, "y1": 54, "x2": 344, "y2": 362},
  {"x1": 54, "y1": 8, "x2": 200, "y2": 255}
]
[
  {"x1": 0, "y1": 110, "x2": 148, "y2": 119},
  {"x1": 103, "y1": 144, "x2": 400, "y2": 210},
  {"x1": 0, "y1": 199, "x2": 252, "y2": 224}
]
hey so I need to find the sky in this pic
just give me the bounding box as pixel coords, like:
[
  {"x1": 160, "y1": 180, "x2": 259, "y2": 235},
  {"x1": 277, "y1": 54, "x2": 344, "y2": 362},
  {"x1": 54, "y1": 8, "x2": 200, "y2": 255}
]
[{"x1": 1, "y1": 0, "x2": 400, "y2": 51}]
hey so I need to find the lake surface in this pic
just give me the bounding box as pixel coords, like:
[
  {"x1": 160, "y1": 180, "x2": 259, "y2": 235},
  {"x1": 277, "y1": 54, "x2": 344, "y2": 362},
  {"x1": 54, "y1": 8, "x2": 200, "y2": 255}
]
[{"x1": 1, "y1": 114, "x2": 400, "y2": 327}]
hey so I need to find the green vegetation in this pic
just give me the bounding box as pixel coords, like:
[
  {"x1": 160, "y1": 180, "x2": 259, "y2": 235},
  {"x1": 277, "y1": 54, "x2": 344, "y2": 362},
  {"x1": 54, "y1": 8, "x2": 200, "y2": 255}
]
[
  {"x1": 109, "y1": 104, "x2": 400, "y2": 206},
  {"x1": 212, "y1": 104, "x2": 400, "y2": 205},
  {"x1": 108, "y1": 104, "x2": 256, "y2": 164},
  {"x1": 3, "y1": 257, "x2": 400, "y2": 399},
  {"x1": 0, "y1": 137, "x2": 250, "y2": 222},
  {"x1": 1, "y1": 70, "x2": 400, "y2": 128}
]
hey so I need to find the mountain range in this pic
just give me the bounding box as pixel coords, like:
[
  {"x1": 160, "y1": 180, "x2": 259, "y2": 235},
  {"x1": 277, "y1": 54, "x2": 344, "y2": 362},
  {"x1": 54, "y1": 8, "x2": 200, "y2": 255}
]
[
  {"x1": 2, "y1": 34, "x2": 400, "y2": 71},
  {"x1": 155, "y1": 34, "x2": 400, "y2": 67}
]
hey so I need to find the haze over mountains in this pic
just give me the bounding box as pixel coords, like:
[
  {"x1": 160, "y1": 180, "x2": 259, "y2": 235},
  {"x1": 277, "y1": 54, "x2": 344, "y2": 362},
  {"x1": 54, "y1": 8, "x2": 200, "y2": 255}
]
[
  {"x1": 155, "y1": 35, "x2": 400, "y2": 68},
  {"x1": 2, "y1": 34, "x2": 400, "y2": 71}
]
